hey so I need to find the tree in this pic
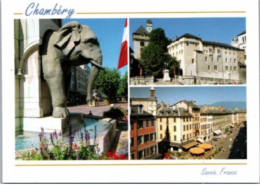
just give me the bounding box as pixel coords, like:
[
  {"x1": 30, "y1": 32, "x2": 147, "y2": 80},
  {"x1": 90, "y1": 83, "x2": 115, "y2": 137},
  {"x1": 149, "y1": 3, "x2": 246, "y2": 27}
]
[
  {"x1": 140, "y1": 28, "x2": 179, "y2": 78},
  {"x1": 95, "y1": 68, "x2": 120, "y2": 102},
  {"x1": 140, "y1": 43, "x2": 165, "y2": 78},
  {"x1": 117, "y1": 71, "x2": 128, "y2": 99},
  {"x1": 148, "y1": 28, "x2": 170, "y2": 51}
]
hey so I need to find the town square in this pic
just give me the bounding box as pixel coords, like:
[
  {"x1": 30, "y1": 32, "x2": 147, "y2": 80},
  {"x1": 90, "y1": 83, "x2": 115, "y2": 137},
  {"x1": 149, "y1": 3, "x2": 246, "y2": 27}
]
[{"x1": 130, "y1": 87, "x2": 246, "y2": 160}]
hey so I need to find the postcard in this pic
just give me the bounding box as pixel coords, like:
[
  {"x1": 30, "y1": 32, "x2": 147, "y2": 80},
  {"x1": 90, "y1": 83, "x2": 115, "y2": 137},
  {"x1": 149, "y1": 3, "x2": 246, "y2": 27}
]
[{"x1": 1, "y1": 0, "x2": 259, "y2": 183}]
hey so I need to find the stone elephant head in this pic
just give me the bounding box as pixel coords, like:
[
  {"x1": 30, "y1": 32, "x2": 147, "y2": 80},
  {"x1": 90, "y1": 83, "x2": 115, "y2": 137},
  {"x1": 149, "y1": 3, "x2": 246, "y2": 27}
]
[{"x1": 41, "y1": 21, "x2": 104, "y2": 118}]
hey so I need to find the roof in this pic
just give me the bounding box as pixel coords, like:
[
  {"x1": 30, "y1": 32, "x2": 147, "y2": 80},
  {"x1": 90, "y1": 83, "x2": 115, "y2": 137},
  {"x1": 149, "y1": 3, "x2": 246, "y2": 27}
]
[
  {"x1": 131, "y1": 97, "x2": 149, "y2": 101},
  {"x1": 200, "y1": 106, "x2": 233, "y2": 115},
  {"x1": 202, "y1": 40, "x2": 243, "y2": 51},
  {"x1": 147, "y1": 19, "x2": 153, "y2": 24},
  {"x1": 237, "y1": 31, "x2": 246, "y2": 36},
  {"x1": 131, "y1": 97, "x2": 157, "y2": 102},
  {"x1": 157, "y1": 105, "x2": 192, "y2": 117},
  {"x1": 175, "y1": 100, "x2": 200, "y2": 110},
  {"x1": 130, "y1": 104, "x2": 154, "y2": 117},
  {"x1": 133, "y1": 25, "x2": 149, "y2": 36},
  {"x1": 170, "y1": 33, "x2": 244, "y2": 51},
  {"x1": 175, "y1": 33, "x2": 202, "y2": 42}
]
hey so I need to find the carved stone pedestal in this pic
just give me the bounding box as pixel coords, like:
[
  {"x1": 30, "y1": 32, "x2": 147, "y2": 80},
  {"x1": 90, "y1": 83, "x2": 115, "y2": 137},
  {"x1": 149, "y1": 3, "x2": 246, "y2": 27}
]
[
  {"x1": 163, "y1": 69, "x2": 171, "y2": 82},
  {"x1": 22, "y1": 113, "x2": 84, "y2": 133}
]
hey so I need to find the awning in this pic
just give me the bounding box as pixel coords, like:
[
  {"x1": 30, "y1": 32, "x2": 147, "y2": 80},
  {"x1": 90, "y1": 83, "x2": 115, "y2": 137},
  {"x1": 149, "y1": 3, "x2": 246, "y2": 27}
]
[
  {"x1": 190, "y1": 147, "x2": 205, "y2": 155},
  {"x1": 197, "y1": 139, "x2": 204, "y2": 143},
  {"x1": 213, "y1": 130, "x2": 222, "y2": 135},
  {"x1": 199, "y1": 143, "x2": 212, "y2": 150},
  {"x1": 182, "y1": 140, "x2": 198, "y2": 150}
]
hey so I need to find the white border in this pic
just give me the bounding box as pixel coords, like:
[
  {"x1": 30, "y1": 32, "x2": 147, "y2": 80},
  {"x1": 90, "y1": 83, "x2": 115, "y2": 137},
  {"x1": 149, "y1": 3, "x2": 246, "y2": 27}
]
[{"x1": 2, "y1": 0, "x2": 259, "y2": 183}]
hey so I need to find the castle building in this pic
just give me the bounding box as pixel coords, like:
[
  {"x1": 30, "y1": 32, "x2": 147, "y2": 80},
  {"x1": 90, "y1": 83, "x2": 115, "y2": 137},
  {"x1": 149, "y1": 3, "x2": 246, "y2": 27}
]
[
  {"x1": 130, "y1": 104, "x2": 159, "y2": 159},
  {"x1": 167, "y1": 33, "x2": 246, "y2": 83},
  {"x1": 132, "y1": 19, "x2": 153, "y2": 60},
  {"x1": 231, "y1": 31, "x2": 246, "y2": 60}
]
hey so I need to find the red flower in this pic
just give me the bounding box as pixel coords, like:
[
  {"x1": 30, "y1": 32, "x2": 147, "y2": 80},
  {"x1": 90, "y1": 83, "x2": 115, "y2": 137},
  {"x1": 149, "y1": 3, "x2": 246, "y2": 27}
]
[
  {"x1": 73, "y1": 143, "x2": 78, "y2": 150},
  {"x1": 164, "y1": 153, "x2": 171, "y2": 159}
]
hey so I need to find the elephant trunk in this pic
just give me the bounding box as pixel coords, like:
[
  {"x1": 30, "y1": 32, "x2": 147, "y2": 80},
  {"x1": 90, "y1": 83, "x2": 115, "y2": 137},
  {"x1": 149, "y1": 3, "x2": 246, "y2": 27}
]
[{"x1": 87, "y1": 56, "x2": 103, "y2": 104}]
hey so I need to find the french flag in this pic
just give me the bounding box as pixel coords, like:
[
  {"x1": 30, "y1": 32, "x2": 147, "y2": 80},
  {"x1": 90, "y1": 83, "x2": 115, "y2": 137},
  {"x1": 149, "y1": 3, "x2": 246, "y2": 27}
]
[{"x1": 117, "y1": 18, "x2": 128, "y2": 69}]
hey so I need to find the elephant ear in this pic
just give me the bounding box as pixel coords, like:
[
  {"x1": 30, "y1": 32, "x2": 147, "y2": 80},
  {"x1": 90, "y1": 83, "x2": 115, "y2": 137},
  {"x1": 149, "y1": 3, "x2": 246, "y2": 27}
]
[{"x1": 54, "y1": 21, "x2": 82, "y2": 56}]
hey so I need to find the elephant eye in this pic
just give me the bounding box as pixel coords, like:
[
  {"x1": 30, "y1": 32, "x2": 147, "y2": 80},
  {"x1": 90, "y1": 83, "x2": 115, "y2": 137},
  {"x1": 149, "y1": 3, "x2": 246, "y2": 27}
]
[{"x1": 84, "y1": 38, "x2": 99, "y2": 46}]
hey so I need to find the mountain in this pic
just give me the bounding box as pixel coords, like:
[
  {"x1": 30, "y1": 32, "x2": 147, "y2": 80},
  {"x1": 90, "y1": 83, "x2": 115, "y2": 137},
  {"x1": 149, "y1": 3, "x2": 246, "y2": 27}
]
[{"x1": 201, "y1": 101, "x2": 246, "y2": 110}]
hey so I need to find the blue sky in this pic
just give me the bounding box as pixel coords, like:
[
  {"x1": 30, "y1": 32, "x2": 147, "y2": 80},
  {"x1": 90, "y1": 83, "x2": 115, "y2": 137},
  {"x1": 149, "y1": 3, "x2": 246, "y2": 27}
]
[
  {"x1": 130, "y1": 87, "x2": 246, "y2": 105},
  {"x1": 130, "y1": 18, "x2": 245, "y2": 48},
  {"x1": 63, "y1": 19, "x2": 127, "y2": 76}
]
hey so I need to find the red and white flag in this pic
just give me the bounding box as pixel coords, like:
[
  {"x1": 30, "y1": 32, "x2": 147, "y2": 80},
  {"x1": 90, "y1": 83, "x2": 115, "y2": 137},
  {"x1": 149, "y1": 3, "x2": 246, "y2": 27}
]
[{"x1": 117, "y1": 18, "x2": 128, "y2": 69}]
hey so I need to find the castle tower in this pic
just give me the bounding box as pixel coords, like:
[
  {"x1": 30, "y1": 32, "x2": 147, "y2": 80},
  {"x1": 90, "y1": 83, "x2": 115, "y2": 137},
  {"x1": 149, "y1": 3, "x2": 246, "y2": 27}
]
[{"x1": 146, "y1": 19, "x2": 153, "y2": 33}]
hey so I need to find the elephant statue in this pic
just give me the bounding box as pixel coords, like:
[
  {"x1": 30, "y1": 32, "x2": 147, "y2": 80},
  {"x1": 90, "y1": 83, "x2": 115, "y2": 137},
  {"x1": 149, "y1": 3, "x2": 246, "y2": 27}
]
[{"x1": 40, "y1": 21, "x2": 104, "y2": 118}]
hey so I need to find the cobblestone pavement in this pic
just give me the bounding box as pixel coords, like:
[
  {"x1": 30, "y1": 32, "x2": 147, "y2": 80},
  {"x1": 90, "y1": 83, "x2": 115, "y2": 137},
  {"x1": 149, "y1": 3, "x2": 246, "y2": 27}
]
[
  {"x1": 68, "y1": 103, "x2": 128, "y2": 117},
  {"x1": 209, "y1": 125, "x2": 247, "y2": 159}
]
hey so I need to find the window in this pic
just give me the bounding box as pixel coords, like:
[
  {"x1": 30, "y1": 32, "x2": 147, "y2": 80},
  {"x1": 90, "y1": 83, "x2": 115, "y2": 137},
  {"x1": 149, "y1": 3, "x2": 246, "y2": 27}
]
[
  {"x1": 174, "y1": 125, "x2": 176, "y2": 132},
  {"x1": 174, "y1": 135, "x2": 176, "y2": 141},
  {"x1": 214, "y1": 65, "x2": 217, "y2": 70},
  {"x1": 160, "y1": 118, "x2": 162, "y2": 122},
  {"x1": 160, "y1": 125, "x2": 162, "y2": 130},
  {"x1": 234, "y1": 66, "x2": 237, "y2": 71},
  {"x1": 192, "y1": 59, "x2": 194, "y2": 64},
  {"x1": 131, "y1": 121, "x2": 134, "y2": 130},
  {"x1": 151, "y1": 120, "x2": 155, "y2": 126},
  {"x1": 160, "y1": 134, "x2": 163, "y2": 139},
  {"x1": 140, "y1": 41, "x2": 144, "y2": 46},
  {"x1": 174, "y1": 118, "x2": 176, "y2": 122},
  {"x1": 137, "y1": 120, "x2": 143, "y2": 129},
  {"x1": 183, "y1": 135, "x2": 185, "y2": 140},
  {"x1": 225, "y1": 58, "x2": 227, "y2": 63},
  {"x1": 205, "y1": 56, "x2": 207, "y2": 62},
  {"x1": 138, "y1": 150, "x2": 144, "y2": 159},
  {"x1": 208, "y1": 65, "x2": 210, "y2": 70},
  {"x1": 183, "y1": 125, "x2": 185, "y2": 131},
  {"x1": 151, "y1": 146, "x2": 155, "y2": 154},
  {"x1": 166, "y1": 117, "x2": 169, "y2": 124},
  {"x1": 144, "y1": 134, "x2": 149, "y2": 142},
  {"x1": 146, "y1": 120, "x2": 149, "y2": 127},
  {"x1": 225, "y1": 66, "x2": 228, "y2": 71},
  {"x1": 138, "y1": 136, "x2": 144, "y2": 144},
  {"x1": 150, "y1": 133, "x2": 154, "y2": 141},
  {"x1": 131, "y1": 137, "x2": 134, "y2": 146}
]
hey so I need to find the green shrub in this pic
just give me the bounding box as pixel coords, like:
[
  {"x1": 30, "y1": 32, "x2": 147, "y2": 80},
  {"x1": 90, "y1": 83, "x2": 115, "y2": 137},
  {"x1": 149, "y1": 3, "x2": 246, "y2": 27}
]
[{"x1": 103, "y1": 106, "x2": 126, "y2": 119}]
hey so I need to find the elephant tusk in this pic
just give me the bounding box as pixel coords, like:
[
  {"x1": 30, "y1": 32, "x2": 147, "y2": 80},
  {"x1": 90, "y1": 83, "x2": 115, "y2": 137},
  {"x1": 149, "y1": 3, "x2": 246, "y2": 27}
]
[{"x1": 90, "y1": 60, "x2": 105, "y2": 70}]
